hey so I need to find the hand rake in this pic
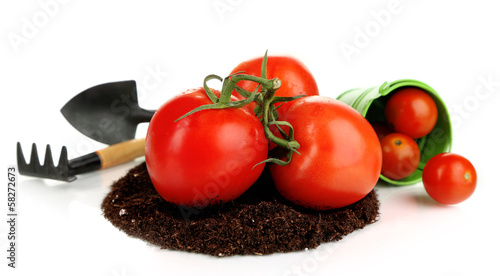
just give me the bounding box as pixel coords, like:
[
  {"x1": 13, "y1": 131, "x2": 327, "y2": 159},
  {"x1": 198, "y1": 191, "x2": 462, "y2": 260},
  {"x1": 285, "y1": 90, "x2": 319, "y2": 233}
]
[{"x1": 17, "y1": 138, "x2": 145, "y2": 182}]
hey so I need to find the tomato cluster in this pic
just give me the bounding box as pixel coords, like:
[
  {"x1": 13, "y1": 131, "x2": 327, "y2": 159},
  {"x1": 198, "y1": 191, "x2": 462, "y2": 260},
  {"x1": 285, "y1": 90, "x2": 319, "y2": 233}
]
[
  {"x1": 145, "y1": 54, "x2": 381, "y2": 210},
  {"x1": 145, "y1": 53, "x2": 476, "y2": 211}
]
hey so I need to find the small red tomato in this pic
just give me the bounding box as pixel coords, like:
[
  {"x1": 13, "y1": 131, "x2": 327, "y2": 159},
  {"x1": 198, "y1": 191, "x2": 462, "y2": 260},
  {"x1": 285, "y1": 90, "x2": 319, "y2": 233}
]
[
  {"x1": 371, "y1": 122, "x2": 393, "y2": 141},
  {"x1": 380, "y1": 133, "x2": 420, "y2": 180},
  {"x1": 385, "y1": 87, "x2": 438, "y2": 139},
  {"x1": 230, "y1": 55, "x2": 319, "y2": 118},
  {"x1": 422, "y1": 153, "x2": 477, "y2": 204}
]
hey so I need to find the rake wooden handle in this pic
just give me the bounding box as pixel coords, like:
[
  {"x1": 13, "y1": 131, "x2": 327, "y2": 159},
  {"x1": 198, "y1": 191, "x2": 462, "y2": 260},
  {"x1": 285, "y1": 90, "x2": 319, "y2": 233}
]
[{"x1": 95, "y1": 138, "x2": 146, "y2": 169}]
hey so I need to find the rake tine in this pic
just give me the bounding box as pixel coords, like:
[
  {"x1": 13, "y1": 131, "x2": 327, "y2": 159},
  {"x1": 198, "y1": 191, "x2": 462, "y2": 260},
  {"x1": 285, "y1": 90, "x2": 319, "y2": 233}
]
[
  {"x1": 42, "y1": 144, "x2": 64, "y2": 181},
  {"x1": 58, "y1": 146, "x2": 69, "y2": 169},
  {"x1": 44, "y1": 144, "x2": 54, "y2": 168},
  {"x1": 29, "y1": 143, "x2": 41, "y2": 169},
  {"x1": 16, "y1": 142, "x2": 28, "y2": 174},
  {"x1": 58, "y1": 146, "x2": 76, "y2": 182}
]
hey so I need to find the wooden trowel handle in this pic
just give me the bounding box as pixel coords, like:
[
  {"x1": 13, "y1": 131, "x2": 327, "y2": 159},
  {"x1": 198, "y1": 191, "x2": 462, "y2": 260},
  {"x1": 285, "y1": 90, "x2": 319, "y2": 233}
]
[{"x1": 95, "y1": 138, "x2": 146, "y2": 169}]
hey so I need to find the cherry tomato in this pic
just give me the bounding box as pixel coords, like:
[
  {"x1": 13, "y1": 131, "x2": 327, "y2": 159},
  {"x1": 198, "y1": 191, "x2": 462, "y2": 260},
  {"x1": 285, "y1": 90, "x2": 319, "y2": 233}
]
[
  {"x1": 422, "y1": 153, "x2": 477, "y2": 204},
  {"x1": 380, "y1": 133, "x2": 420, "y2": 180},
  {"x1": 384, "y1": 87, "x2": 438, "y2": 139},
  {"x1": 371, "y1": 122, "x2": 393, "y2": 141},
  {"x1": 145, "y1": 88, "x2": 268, "y2": 207},
  {"x1": 270, "y1": 96, "x2": 382, "y2": 210},
  {"x1": 230, "y1": 55, "x2": 319, "y2": 118}
]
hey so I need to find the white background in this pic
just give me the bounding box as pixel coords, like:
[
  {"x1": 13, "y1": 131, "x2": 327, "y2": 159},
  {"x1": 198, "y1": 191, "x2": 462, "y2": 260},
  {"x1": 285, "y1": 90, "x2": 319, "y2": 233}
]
[{"x1": 1, "y1": 1, "x2": 500, "y2": 275}]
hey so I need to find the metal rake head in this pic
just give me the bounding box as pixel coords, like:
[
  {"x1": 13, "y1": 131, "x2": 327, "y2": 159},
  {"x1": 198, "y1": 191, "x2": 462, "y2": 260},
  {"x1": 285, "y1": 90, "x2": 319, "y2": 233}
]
[{"x1": 17, "y1": 142, "x2": 76, "y2": 182}]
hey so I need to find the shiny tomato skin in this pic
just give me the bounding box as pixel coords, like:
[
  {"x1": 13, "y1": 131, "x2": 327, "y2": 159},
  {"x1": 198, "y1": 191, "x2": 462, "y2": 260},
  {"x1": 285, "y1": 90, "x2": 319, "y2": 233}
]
[
  {"x1": 145, "y1": 88, "x2": 268, "y2": 207},
  {"x1": 385, "y1": 87, "x2": 438, "y2": 139},
  {"x1": 422, "y1": 153, "x2": 477, "y2": 204},
  {"x1": 230, "y1": 56, "x2": 319, "y2": 117},
  {"x1": 270, "y1": 96, "x2": 382, "y2": 210},
  {"x1": 380, "y1": 133, "x2": 421, "y2": 180}
]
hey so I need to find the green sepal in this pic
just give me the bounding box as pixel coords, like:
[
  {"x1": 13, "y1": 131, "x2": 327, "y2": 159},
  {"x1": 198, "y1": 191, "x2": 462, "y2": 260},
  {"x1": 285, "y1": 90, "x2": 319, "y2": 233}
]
[
  {"x1": 234, "y1": 85, "x2": 253, "y2": 99},
  {"x1": 252, "y1": 157, "x2": 291, "y2": 169},
  {"x1": 261, "y1": 50, "x2": 268, "y2": 79},
  {"x1": 203, "y1": 74, "x2": 223, "y2": 104},
  {"x1": 174, "y1": 103, "x2": 228, "y2": 122},
  {"x1": 252, "y1": 148, "x2": 294, "y2": 169},
  {"x1": 271, "y1": 94, "x2": 307, "y2": 104},
  {"x1": 227, "y1": 87, "x2": 260, "y2": 109}
]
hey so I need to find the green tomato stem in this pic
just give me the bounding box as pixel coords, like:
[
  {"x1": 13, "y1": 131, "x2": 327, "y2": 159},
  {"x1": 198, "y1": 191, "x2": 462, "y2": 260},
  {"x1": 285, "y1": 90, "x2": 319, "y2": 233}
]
[
  {"x1": 177, "y1": 51, "x2": 301, "y2": 166},
  {"x1": 219, "y1": 74, "x2": 280, "y2": 105}
]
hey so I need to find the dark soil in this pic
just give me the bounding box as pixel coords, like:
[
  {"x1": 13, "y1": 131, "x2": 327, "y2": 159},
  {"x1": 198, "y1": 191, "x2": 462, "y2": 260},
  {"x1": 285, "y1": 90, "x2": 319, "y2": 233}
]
[{"x1": 101, "y1": 163, "x2": 379, "y2": 257}]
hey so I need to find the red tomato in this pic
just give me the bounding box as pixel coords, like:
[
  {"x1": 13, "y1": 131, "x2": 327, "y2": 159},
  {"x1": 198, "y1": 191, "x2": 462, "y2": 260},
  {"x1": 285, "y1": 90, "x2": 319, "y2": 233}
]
[
  {"x1": 371, "y1": 122, "x2": 393, "y2": 141},
  {"x1": 422, "y1": 153, "x2": 477, "y2": 204},
  {"x1": 145, "y1": 88, "x2": 268, "y2": 207},
  {"x1": 230, "y1": 55, "x2": 319, "y2": 118},
  {"x1": 384, "y1": 87, "x2": 438, "y2": 139},
  {"x1": 380, "y1": 133, "x2": 420, "y2": 180},
  {"x1": 270, "y1": 96, "x2": 382, "y2": 210}
]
